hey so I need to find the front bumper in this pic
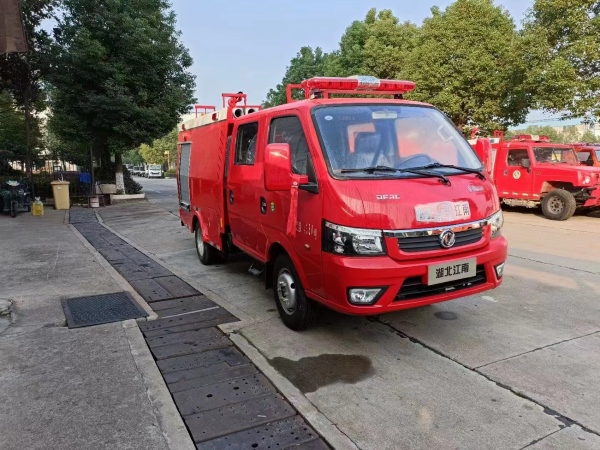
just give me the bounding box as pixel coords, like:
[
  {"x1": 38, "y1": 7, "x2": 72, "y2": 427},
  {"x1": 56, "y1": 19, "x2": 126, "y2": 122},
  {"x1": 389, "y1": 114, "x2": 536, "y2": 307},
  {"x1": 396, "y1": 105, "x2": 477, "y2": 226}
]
[{"x1": 313, "y1": 236, "x2": 508, "y2": 315}]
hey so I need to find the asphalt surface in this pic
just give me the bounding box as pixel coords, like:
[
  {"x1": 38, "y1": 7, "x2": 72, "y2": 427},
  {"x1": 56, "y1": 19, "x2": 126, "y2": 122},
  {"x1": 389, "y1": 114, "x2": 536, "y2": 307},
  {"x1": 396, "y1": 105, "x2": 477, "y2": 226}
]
[{"x1": 113, "y1": 176, "x2": 600, "y2": 450}]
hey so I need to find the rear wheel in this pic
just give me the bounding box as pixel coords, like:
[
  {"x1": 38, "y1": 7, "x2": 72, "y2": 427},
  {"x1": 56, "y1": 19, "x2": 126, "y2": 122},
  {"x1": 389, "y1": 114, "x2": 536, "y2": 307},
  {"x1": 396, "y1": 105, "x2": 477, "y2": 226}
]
[
  {"x1": 541, "y1": 189, "x2": 576, "y2": 221},
  {"x1": 194, "y1": 222, "x2": 218, "y2": 265},
  {"x1": 272, "y1": 253, "x2": 316, "y2": 331}
]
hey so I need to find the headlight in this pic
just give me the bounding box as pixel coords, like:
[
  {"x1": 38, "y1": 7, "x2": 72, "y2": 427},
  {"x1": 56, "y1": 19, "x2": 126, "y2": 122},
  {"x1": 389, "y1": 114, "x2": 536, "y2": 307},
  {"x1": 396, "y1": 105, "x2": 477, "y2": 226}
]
[
  {"x1": 323, "y1": 221, "x2": 385, "y2": 256},
  {"x1": 583, "y1": 175, "x2": 591, "y2": 184},
  {"x1": 489, "y1": 210, "x2": 504, "y2": 238}
]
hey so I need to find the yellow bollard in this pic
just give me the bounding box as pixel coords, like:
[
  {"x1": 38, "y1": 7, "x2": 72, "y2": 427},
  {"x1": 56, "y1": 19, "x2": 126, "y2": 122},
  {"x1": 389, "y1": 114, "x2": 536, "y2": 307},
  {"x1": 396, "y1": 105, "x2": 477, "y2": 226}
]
[{"x1": 32, "y1": 197, "x2": 44, "y2": 216}]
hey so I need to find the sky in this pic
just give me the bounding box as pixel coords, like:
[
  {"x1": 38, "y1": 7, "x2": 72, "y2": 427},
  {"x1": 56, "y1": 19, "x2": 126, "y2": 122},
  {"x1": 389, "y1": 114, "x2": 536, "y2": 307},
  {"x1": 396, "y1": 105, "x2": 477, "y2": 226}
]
[{"x1": 169, "y1": 0, "x2": 566, "y2": 125}]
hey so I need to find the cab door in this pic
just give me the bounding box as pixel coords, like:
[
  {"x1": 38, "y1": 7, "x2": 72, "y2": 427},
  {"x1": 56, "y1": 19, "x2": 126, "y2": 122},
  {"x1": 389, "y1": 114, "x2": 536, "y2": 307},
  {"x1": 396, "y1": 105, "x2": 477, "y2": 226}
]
[
  {"x1": 261, "y1": 114, "x2": 325, "y2": 297},
  {"x1": 502, "y1": 148, "x2": 534, "y2": 197},
  {"x1": 227, "y1": 120, "x2": 268, "y2": 260}
]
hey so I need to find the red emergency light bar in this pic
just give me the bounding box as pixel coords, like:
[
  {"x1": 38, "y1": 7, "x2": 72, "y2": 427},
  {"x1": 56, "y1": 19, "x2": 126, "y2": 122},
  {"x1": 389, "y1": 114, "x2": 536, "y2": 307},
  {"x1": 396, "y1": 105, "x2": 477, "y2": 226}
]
[
  {"x1": 286, "y1": 76, "x2": 416, "y2": 103},
  {"x1": 302, "y1": 76, "x2": 415, "y2": 94},
  {"x1": 511, "y1": 134, "x2": 551, "y2": 143}
]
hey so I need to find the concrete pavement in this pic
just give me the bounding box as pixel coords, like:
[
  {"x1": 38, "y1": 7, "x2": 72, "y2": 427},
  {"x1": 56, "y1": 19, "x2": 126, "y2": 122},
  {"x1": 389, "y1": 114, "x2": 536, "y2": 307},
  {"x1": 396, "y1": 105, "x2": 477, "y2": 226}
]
[
  {"x1": 103, "y1": 177, "x2": 600, "y2": 449},
  {"x1": 0, "y1": 208, "x2": 193, "y2": 450}
]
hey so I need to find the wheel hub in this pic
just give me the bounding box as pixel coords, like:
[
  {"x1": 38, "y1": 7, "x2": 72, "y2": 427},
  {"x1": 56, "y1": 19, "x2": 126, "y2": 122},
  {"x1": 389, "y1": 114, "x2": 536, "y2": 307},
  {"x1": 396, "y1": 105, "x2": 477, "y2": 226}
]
[
  {"x1": 196, "y1": 230, "x2": 204, "y2": 258},
  {"x1": 548, "y1": 197, "x2": 564, "y2": 214},
  {"x1": 277, "y1": 270, "x2": 297, "y2": 315}
]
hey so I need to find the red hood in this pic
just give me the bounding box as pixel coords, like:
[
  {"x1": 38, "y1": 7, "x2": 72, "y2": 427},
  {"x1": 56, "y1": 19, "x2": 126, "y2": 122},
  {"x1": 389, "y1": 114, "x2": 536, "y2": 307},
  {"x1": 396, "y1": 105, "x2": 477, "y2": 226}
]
[{"x1": 323, "y1": 175, "x2": 499, "y2": 230}]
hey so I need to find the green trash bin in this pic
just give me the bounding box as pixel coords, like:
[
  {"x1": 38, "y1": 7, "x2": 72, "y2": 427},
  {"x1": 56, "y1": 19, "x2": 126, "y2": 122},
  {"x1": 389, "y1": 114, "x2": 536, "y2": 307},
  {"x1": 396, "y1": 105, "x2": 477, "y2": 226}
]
[{"x1": 51, "y1": 181, "x2": 70, "y2": 210}]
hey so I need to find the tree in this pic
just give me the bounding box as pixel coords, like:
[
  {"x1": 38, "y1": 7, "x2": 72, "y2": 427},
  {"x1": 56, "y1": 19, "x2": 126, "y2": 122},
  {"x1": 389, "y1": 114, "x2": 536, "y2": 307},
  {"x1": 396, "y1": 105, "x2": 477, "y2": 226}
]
[
  {"x1": 263, "y1": 46, "x2": 331, "y2": 107},
  {"x1": 138, "y1": 128, "x2": 177, "y2": 166},
  {"x1": 48, "y1": 0, "x2": 195, "y2": 192},
  {"x1": 580, "y1": 130, "x2": 600, "y2": 144},
  {"x1": 0, "y1": 91, "x2": 26, "y2": 169},
  {"x1": 0, "y1": 0, "x2": 58, "y2": 176},
  {"x1": 404, "y1": 0, "x2": 530, "y2": 131},
  {"x1": 523, "y1": 0, "x2": 600, "y2": 118},
  {"x1": 326, "y1": 9, "x2": 419, "y2": 80},
  {"x1": 505, "y1": 125, "x2": 563, "y2": 142}
]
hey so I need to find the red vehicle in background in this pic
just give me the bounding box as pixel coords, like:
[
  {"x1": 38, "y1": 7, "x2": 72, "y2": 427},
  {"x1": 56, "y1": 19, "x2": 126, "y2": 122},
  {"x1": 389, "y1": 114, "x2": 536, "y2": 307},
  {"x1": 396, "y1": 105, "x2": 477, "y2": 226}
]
[
  {"x1": 573, "y1": 143, "x2": 600, "y2": 168},
  {"x1": 470, "y1": 132, "x2": 600, "y2": 221},
  {"x1": 177, "y1": 76, "x2": 507, "y2": 330}
]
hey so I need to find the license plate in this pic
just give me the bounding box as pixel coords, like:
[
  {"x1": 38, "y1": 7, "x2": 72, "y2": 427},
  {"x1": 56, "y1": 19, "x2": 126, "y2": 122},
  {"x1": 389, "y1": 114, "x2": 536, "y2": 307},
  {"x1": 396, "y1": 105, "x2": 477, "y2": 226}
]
[{"x1": 427, "y1": 258, "x2": 476, "y2": 285}]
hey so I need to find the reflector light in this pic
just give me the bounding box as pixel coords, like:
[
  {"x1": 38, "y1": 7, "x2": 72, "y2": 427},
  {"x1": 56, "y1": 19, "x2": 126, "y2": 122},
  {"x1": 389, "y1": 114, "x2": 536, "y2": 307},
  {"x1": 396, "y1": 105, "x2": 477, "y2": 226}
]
[{"x1": 300, "y1": 76, "x2": 416, "y2": 95}]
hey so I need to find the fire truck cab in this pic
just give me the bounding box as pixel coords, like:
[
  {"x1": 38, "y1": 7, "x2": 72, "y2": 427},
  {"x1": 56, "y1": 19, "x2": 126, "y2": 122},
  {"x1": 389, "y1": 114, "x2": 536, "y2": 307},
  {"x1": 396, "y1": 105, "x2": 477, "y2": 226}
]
[
  {"x1": 177, "y1": 76, "x2": 507, "y2": 330},
  {"x1": 472, "y1": 132, "x2": 600, "y2": 221},
  {"x1": 574, "y1": 143, "x2": 600, "y2": 168}
]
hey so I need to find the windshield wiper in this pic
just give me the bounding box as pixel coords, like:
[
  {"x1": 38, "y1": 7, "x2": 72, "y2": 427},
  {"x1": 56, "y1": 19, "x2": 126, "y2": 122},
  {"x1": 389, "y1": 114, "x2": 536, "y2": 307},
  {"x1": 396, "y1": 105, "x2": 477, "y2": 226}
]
[
  {"x1": 340, "y1": 165, "x2": 397, "y2": 174},
  {"x1": 340, "y1": 165, "x2": 450, "y2": 184},
  {"x1": 396, "y1": 167, "x2": 450, "y2": 185},
  {"x1": 413, "y1": 163, "x2": 486, "y2": 180}
]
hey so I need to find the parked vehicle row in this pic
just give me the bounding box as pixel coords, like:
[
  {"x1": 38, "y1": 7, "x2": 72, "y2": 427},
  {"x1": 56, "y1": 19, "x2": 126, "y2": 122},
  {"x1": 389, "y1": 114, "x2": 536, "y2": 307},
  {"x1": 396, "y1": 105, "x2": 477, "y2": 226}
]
[
  {"x1": 126, "y1": 164, "x2": 164, "y2": 178},
  {"x1": 469, "y1": 132, "x2": 600, "y2": 221}
]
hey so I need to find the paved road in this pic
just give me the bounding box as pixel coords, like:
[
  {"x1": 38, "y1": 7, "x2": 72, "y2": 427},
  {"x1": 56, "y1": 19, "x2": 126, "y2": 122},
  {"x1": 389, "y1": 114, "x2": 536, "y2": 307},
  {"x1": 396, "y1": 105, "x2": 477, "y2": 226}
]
[{"x1": 121, "y1": 177, "x2": 600, "y2": 450}]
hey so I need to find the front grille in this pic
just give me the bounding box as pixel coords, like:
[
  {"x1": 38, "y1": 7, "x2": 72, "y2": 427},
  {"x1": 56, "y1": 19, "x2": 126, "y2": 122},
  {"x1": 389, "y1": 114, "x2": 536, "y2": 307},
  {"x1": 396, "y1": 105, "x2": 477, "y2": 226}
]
[
  {"x1": 395, "y1": 265, "x2": 487, "y2": 301},
  {"x1": 398, "y1": 227, "x2": 483, "y2": 253}
]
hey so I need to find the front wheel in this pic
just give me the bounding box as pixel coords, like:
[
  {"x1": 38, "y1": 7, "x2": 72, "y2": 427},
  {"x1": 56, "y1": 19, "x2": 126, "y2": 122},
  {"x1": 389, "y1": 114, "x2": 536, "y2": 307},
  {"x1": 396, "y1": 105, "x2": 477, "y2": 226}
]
[
  {"x1": 272, "y1": 254, "x2": 316, "y2": 331},
  {"x1": 541, "y1": 189, "x2": 576, "y2": 221},
  {"x1": 10, "y1": 200, "x2": 18, "y2": 218},
  {"x1": 194, "y1": 222, "x2": 218, "y2": 265}
]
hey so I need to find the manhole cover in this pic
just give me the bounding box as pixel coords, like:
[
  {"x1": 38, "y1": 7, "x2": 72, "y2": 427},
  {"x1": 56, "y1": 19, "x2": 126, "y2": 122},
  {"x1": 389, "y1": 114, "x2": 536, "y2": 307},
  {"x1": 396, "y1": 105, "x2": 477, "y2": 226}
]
[{"x1": 61, "y1": 292, "x2": 148, "y2": 328}]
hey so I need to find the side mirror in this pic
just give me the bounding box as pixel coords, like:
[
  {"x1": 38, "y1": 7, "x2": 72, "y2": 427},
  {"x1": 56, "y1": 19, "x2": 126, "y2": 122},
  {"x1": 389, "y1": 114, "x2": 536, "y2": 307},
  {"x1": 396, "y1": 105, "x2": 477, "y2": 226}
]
[
  {"x1": 474, "y1": 138, "x2": 493, "y2": 176},
  {"x1": 264, "y1": 143, "x2": 293, "y2": 191},
  {"x1": 521, "y1": 158, "x2": 531, "y2": 169}
]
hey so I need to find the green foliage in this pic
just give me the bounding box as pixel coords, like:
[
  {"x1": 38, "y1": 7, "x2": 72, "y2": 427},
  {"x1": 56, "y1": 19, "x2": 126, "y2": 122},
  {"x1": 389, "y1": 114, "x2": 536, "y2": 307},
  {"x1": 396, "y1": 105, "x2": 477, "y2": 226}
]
[
  {"x1": 523, "y1": 0, "x2": 600, "y2": 118},
  {"x1": 138, "y1": 128, "x2": 177, "y2": 164},
  {"x1": 404, "y1": 0, "x2": 529, "y2": 130},
  {"x1": 505, "y1": 125, "x2": 563, "y2": 142},
  {"x1": 0, "y1": 92, "x2": 26, "y2": 162},
  {"x1": 327, "y1": 9, "x2": 419, "y2": 80},
  {"x1": 48, "y1": 0, "x2": 196, "y2": 160},
  {"x1": 0, "y1": 0, "x2": 58, "y2": 173},
  {"x1": 123, "y1": 149, "x2": 144, "y2": 165},
  {"x1": 263, "y1": 47, "x2": 331, "y2": 108},
  {"x1": 580, "y1": 130, "x2": 600, "y2": 144},
  {"x1": 164, "y1": 169, "x2": 176, "y2": 178}
]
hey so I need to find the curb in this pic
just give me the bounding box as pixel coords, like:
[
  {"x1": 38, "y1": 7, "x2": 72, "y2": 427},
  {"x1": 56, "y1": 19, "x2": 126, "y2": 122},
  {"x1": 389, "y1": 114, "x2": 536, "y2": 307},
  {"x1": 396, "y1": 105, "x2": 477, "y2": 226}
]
[
  {"x1": 68, "y1": 222, "x2": 158, "y2": 322},
  {"x1": 229, "y1": 332, "x2": 359, "y2": 450},
  {"x1": 122, "y1": 319, "x2": 196, "y2": 450},
  {"x1": 94, "y1": 210, "x2": 353, "y2": 449},
  {"x1": 94, "y1": 211, "x2": 255, "y2": 327}
]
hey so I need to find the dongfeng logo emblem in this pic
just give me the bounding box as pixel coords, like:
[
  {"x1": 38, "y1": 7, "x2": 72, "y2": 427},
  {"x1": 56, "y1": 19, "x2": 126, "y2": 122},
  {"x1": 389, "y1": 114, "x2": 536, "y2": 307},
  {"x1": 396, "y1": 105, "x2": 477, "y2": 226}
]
[{"x1": 439, "y1": 229, "x2": 456, "y2": 248}]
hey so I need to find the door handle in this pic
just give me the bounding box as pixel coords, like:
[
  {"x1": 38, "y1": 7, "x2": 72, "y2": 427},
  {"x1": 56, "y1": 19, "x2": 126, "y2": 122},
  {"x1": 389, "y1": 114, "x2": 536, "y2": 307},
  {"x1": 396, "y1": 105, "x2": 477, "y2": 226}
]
[
  {"x1": 260, "y1": 197, "x2": 267, "y2": 214},
  {"x1": 229, "y1": 190, "x2": 234, "y2": 204}
]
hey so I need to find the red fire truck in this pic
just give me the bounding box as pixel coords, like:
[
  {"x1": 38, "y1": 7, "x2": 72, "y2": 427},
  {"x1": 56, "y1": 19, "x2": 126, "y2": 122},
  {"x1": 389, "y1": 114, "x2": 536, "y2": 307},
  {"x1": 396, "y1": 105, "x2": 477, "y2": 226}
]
[
  {"x1": 469, "y1": 132, "x2": 600, "y2": 221},
  {"x1": 177, "y1": 76, "x2": 507, "y2": 330}
]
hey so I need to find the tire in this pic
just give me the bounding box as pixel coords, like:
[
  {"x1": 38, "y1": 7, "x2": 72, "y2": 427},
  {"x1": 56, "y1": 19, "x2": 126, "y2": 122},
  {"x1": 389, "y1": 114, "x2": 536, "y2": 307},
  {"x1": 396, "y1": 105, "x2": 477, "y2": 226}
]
[
  {"x1": 541, "y1": 189, "x2": 577, "y2": 221},
  {"x1": 194, "y1": 222, "x2": 218, "y2": 265},
  {"x1": 272, "y1": 253, "x2": 316, "y2": 331},
  {"x1": 10, "y1": 200, "x2": 18, "y2": 218}
]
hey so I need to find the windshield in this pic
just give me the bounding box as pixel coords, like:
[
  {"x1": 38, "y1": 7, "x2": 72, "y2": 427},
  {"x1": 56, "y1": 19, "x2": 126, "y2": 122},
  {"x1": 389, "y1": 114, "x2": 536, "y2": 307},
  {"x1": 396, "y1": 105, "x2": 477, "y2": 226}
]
[
  {"x1": 533, "y1": 147, "x2": 578, "y2": 164},
  {"x1": 313, "y1": 104, "x2": 482, "y2": 179},
  {"x1": 149, "y1": 164, "x2": 161, "y2": 170}
]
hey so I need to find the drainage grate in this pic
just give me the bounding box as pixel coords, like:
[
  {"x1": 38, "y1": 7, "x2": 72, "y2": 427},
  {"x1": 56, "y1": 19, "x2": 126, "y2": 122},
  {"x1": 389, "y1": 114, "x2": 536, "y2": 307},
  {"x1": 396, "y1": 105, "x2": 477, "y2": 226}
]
[
  {"x1": 61, "y1": 292, "x2": 148, "y2": 328},
  {"x1": 196, "y1": 415, "x2": 320, "y2": 449}
]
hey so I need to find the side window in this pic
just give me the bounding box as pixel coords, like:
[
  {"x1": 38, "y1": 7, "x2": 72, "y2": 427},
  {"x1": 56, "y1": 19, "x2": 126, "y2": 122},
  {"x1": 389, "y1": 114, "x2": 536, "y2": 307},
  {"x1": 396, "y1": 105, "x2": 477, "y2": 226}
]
[
  {"x1": 268, "y1": 116, "x2": 315, "y2": 182},
  {"x1": 507, "y1": 149, "x2": 529, "y2": 166},
  {"x1": 235, "y1": 122, "x2": 259, "y2": 165}
]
